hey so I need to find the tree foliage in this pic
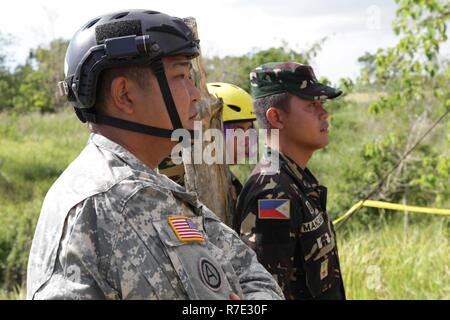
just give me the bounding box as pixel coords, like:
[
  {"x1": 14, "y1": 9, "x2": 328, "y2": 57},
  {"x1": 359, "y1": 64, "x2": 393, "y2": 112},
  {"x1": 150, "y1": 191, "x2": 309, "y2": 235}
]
[
  {"x1": 0, "y1": 33, "x2": 17, "y2": 111},
  {"x1": 204, "y1": 38, "x2": 327, "y2": 92},
  {"x1": 352, "y1": 0, "x2": 450, "y2": 211},
  {"x1": 0, "y1": 38, "x2": 68, "y2": 113}
]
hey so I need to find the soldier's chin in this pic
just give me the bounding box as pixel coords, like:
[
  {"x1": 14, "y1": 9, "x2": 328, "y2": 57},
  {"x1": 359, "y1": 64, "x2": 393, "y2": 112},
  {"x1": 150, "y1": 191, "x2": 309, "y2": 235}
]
[{"x1": 319, "y1": 138, "x2": 329, "y2": 149}]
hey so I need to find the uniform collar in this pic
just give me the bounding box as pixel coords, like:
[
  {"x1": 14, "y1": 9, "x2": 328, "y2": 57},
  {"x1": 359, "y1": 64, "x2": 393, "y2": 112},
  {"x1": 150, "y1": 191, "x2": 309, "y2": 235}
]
[
  {"x1": 89, "y1": 133, "x2": 152, "y2": 174},
  {"x1": 89, "y1": 133, "x2": 195, "y2": 198},
  {"x1": 265, "y1": 145, "x2": 319, "y2": 188}
]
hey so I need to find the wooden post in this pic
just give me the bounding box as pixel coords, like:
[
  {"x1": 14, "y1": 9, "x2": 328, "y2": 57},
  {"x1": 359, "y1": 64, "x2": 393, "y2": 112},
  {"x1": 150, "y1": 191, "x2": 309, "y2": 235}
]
[{"x1": 182, "y1": 17, "x2": 235, "y2": 226}]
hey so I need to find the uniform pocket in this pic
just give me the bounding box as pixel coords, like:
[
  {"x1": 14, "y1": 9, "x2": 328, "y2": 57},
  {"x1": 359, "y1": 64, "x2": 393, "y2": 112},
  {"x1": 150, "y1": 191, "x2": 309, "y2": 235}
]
[{"x1": 298, "y1": 216, "x2": 339, "y2": 298}]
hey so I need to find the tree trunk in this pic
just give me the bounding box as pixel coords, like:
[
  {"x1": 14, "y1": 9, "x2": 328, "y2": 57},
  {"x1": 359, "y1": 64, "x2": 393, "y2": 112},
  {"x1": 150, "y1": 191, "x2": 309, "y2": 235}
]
[{"x1": 182, "y1": 17, "x2": 235, "y2": 226}]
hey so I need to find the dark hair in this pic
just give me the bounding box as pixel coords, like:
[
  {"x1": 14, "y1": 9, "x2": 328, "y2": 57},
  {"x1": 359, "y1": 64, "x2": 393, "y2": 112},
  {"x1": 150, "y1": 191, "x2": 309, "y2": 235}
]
[
  {"x1": 95, "y1": 65, "x2": 152, "y2": 113},
  {"x1": 253, "y1": 92, "x2": 291, "y2": 129}
]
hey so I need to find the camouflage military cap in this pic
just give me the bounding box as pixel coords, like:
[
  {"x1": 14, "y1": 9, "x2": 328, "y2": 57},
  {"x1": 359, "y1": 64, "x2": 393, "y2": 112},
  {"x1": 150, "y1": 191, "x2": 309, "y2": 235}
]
[{"x1": 249, "y1": 62, "x2": 342, "y2": 100}]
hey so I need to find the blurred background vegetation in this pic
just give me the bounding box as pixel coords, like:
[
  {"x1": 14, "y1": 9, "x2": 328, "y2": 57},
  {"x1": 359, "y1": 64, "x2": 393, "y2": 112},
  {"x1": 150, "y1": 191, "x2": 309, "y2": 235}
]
[{"x1": 0, "y1": 0, "x2": 449, "y2": 299}]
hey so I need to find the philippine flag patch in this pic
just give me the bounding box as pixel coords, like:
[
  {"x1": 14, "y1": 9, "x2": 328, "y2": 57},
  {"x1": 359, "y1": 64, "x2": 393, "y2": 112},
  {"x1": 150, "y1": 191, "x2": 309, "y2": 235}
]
[
  {"x1": 258, "y1": 199, "x2": 290, "y2": 220},
  {"x1": 168, "y1": 216, "x2": 204, "y2": 242}
]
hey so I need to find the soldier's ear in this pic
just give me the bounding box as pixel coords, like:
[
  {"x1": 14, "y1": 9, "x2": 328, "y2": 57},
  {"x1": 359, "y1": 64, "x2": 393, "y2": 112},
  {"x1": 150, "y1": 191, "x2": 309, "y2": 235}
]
[
  {"x1": 110, "y1": 76, "x2": 135, "y2": 115},
  {"x1": 266, "y1": 107, "x2": 285, "y2": 129}
]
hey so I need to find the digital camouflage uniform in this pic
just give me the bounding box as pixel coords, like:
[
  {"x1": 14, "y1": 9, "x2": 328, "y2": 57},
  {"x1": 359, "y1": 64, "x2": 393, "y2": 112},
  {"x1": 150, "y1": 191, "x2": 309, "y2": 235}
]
[
  {"x1": 234, "y1": 62, "x2": 345, "y2": 300},
  {"x1": 27, "y1": 133, "x2": 284, "y2": 300}
]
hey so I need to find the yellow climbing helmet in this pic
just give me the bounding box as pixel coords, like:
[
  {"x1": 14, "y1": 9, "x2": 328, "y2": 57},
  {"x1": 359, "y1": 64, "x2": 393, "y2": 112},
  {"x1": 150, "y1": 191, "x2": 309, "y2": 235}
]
[{"x1": 207, "y1": 82, "x2": 256, "y2": 123}]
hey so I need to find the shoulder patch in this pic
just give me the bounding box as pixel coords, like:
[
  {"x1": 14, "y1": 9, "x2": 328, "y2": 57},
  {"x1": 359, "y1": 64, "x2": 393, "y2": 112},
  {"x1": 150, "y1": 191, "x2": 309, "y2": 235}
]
[
  {"x1": 168, "y1": 216, "x2": 204, "y2": 243},
  {"x1": 198, "y1": 257, "x2": 223, "y2": 291},
  {"x1": 258, "y1": 199, "x2": 290, "y2": 220}
]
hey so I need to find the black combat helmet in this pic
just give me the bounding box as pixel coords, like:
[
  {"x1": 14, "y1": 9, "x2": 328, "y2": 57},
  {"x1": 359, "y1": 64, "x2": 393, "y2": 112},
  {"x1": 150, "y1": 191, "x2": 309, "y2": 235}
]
[{"x1": 59, "y1": 9, "x2": 200, "y2": 138}]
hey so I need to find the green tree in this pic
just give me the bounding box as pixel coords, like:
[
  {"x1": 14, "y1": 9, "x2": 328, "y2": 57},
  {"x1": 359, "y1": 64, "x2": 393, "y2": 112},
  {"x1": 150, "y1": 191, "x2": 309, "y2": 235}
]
[
  {"x1": 349, "y1": 0, "x2": 450, "y2": 219},
  {"x1": 204, "y1": 38, "x2": 327, "y2": 92},
  {"x1": 0, "y1": 32, "x2": 16, "y2": 111},
  {"x1": 14, "y1": 39, "x2": 69, "y2": 113},
  {"x1": 357, "y1": 52, "x2": 378, "y2": 88}
]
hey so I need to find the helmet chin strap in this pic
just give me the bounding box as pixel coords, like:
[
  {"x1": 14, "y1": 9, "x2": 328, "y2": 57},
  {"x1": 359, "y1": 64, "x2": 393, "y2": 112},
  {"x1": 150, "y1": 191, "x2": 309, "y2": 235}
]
[
  {"x1": 151, "y1": 59, "x2": 183, "y2": 130},
  {"x1": 81, "y1": 58, "x2": 195, "y2": 140}
]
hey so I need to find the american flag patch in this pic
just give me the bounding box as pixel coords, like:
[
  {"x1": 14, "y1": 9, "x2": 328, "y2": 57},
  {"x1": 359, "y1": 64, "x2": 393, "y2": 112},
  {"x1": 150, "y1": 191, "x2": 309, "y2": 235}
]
[{"x1": 168, "y1": 216, "x2": 204, "y2": 242}]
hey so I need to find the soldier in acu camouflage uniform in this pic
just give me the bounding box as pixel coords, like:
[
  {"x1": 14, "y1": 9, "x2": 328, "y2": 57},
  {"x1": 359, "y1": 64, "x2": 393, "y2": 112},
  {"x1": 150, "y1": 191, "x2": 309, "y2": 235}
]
[
  {"x1": 235, "y1": 62, "x2": 346, "y2": 300},
  {"x1": 26, "y1": 10, "x2": 283, "y2": 300}
]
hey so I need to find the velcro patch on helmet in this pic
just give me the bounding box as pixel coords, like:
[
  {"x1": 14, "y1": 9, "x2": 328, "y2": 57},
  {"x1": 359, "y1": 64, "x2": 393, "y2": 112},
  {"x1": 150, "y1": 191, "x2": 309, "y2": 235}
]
[{"x1": 96, "y1": 20, "x2": 143, "y2": 44}]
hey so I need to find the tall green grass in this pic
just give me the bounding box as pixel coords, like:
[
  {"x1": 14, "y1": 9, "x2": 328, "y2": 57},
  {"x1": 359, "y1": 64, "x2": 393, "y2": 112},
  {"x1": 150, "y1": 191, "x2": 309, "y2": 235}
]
[
  {"x1": 0, "y1": 110, "x2": 89, "y2": 290},
  {"x1": 338, "y1": 216, "x2": 449, "y2": 299},
  {"x1": 0, "y1": 285, "x2": 25, "y2": 300}
]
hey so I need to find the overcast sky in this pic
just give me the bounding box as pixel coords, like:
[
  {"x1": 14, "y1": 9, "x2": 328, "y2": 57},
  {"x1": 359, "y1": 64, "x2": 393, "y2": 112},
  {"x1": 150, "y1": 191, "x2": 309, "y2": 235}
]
[{"x1": 0, "y1": 0, "x2": 448, "y2": 84}]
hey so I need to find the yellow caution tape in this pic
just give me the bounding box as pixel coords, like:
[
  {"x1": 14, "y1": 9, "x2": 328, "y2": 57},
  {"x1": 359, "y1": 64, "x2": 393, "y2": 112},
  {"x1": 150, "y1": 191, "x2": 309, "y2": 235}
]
[
  {"x1": 332, "y1": 201, "x2": 364, "y2": 225},
  {"x1": 333, "y1": 200, "x2": 450, "y2": 225},
  {"x1": 362, "y1": 200, "x2": 450, "y2": 215}
]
